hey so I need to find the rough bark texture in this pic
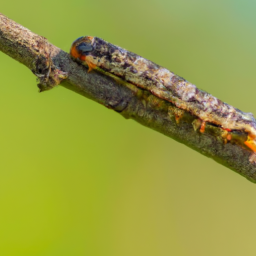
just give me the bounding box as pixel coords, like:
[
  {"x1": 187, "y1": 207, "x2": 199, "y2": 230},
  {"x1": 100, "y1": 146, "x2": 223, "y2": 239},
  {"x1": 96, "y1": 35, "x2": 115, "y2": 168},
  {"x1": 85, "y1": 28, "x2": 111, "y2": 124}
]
[{"x1": 1, "y1": 12, "x2": 256, "y2": 182}]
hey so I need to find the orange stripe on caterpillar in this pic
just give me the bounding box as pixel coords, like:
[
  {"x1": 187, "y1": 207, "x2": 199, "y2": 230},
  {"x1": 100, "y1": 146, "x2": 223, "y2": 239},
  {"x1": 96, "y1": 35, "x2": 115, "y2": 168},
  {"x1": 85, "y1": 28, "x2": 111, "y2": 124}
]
[{"x1": 223, "y1": 128, "x2": 232, "y2": 132}]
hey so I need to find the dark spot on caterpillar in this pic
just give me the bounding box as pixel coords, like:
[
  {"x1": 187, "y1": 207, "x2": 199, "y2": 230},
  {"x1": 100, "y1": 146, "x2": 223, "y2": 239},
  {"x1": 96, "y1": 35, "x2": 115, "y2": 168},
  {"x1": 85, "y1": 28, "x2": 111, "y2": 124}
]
[
  {"x1": 104, "y1": 54, "x2": 112, "y2": 62},
  {"x1": 220, "y1": 111, "x2": 230, "y2": 118},
  {"x1": 95, "y1": 38, "x2": 105, "y2": 46},
  {"x1": 147, "y1": 62, "x2": 159, "y2": 70},
  {"x1": 108, "y1": 47, "x2": 116, "y2": 54},
  {"x1": 130, "y1": 67, "x2": 138, "y2": 74},
  {"x1": 122, "y1": 62, "x2": 130, "y2": 70},
  {"x1": 194, "y1": 89, "x2": 205, "y2": 99},
  {"x1": 128, "y1": 56, "x2": 136, "y2": 63},
  {"x1": 94, "y1": 39, "x2": 107, "y2": 52},
  {"x1": 171, "y1": 76, "x2": 180, "y2": 84},
  {"x1": 114, "y1": 57, "x2": 122, "y2": 63},
  {"x1": 141, "y1": 71, "x2": 150, "y2": 79},
  {"x1": 90, "y1": 49, "x2": 105, "y2": 59},
  {"x1": 118, "y1": 48, "x2": 126, "y2": 55}
]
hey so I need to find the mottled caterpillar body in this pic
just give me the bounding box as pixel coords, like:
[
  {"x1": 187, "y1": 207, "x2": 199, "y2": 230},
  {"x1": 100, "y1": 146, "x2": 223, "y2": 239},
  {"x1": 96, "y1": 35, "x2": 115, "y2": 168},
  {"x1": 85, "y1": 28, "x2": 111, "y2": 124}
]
[{"x1": 70, "y1": 36, "x2": 256, "y2": 160}]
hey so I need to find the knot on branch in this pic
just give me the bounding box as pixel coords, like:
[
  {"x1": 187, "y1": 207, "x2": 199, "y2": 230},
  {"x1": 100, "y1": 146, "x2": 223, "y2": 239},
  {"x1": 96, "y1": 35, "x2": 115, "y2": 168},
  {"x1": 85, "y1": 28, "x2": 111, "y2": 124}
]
[{"x1": 32, "y1": 38, "x2": 68, "y2": 92}]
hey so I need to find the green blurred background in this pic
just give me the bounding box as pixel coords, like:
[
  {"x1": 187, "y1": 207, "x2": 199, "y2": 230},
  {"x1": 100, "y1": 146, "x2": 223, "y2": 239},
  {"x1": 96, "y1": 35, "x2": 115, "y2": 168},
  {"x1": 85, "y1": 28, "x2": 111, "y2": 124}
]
[{"x1": 1, "y1": 0, "x2": 256, "y2": 255}]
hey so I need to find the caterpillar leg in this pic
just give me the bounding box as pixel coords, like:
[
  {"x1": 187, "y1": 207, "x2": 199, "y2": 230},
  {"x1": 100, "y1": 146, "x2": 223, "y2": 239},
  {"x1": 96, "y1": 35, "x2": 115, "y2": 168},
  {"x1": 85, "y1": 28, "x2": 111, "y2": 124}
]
[
  {"x1": 168, "y1": 107, "x2": 185, "y2": 124},
  {"x1": 191, "y1": 119, "x2": 206, "y2": 133},
  {"x1": 221, "y1": 129, "x2": 232, "y2": 144},
  {"x1": 244, "y1": 135, "x2": 256, "y2": 152},
  {"x1": 78, "y1": 55, "x2": 96, "y2": 72},
  {"x1": 244, "y1": 135, "x2": 256, "y2": 163},
  {"x1": 200, "y1": 121, "x2": 206, "y2": 133},
  {"x1": 87, "y1": 61, "x2": 97, "y2": 72}
]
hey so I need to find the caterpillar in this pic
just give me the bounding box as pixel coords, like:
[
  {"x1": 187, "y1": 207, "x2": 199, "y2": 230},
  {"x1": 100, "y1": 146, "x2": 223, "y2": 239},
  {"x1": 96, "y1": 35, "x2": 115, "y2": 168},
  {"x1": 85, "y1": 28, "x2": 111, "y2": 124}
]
[{"x1": 70, "y1": 36, "x2": 256, "y2": 162}]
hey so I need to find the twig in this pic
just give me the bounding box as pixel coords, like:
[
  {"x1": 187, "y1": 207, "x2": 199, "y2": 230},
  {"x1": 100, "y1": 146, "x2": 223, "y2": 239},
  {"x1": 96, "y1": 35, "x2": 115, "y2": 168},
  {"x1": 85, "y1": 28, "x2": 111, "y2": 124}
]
[{"x1": 0, "y1": 12, "x2": 256, "y2": 182}]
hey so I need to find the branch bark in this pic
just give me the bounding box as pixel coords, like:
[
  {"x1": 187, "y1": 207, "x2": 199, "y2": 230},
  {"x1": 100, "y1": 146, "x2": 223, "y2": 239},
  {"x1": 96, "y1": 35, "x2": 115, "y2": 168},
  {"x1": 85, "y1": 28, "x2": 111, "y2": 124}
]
[{"x1": 1, "y1": 12, "x2": 256, "y2": 182}]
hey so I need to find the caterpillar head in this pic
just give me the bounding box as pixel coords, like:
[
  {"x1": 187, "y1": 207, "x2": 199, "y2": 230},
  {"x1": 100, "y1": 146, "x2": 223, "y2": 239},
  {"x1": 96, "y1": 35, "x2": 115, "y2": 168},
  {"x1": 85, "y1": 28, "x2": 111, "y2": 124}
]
[{"x1": 70, "y1": 36, "x2": 94, "y2": 60}]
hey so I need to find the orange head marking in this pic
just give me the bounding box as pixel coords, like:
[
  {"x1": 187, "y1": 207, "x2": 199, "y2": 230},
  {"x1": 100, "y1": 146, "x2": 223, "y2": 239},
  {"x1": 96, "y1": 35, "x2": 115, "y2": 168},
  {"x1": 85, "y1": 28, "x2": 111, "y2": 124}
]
[
  {"x1": 70, "y1": 44, "x2": 81, "y2": 59},
  {"x1": 87, "y1": 36, "x2": 94, "y2": 41}
]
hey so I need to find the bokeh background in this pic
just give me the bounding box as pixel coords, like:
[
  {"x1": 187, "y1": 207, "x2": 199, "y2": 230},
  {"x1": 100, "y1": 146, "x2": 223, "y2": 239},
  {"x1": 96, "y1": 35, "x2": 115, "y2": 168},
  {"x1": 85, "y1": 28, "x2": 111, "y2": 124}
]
[{"x1": 1, "y1": 0, "x2": 256, "y2": 255}]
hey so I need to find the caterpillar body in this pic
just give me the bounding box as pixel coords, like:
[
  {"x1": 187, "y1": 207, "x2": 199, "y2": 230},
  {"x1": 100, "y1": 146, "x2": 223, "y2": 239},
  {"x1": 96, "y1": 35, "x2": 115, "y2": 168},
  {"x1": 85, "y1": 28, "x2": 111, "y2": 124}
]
[{"x1": 70, "y1": 36, "x2": 256, "y2": 161}]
